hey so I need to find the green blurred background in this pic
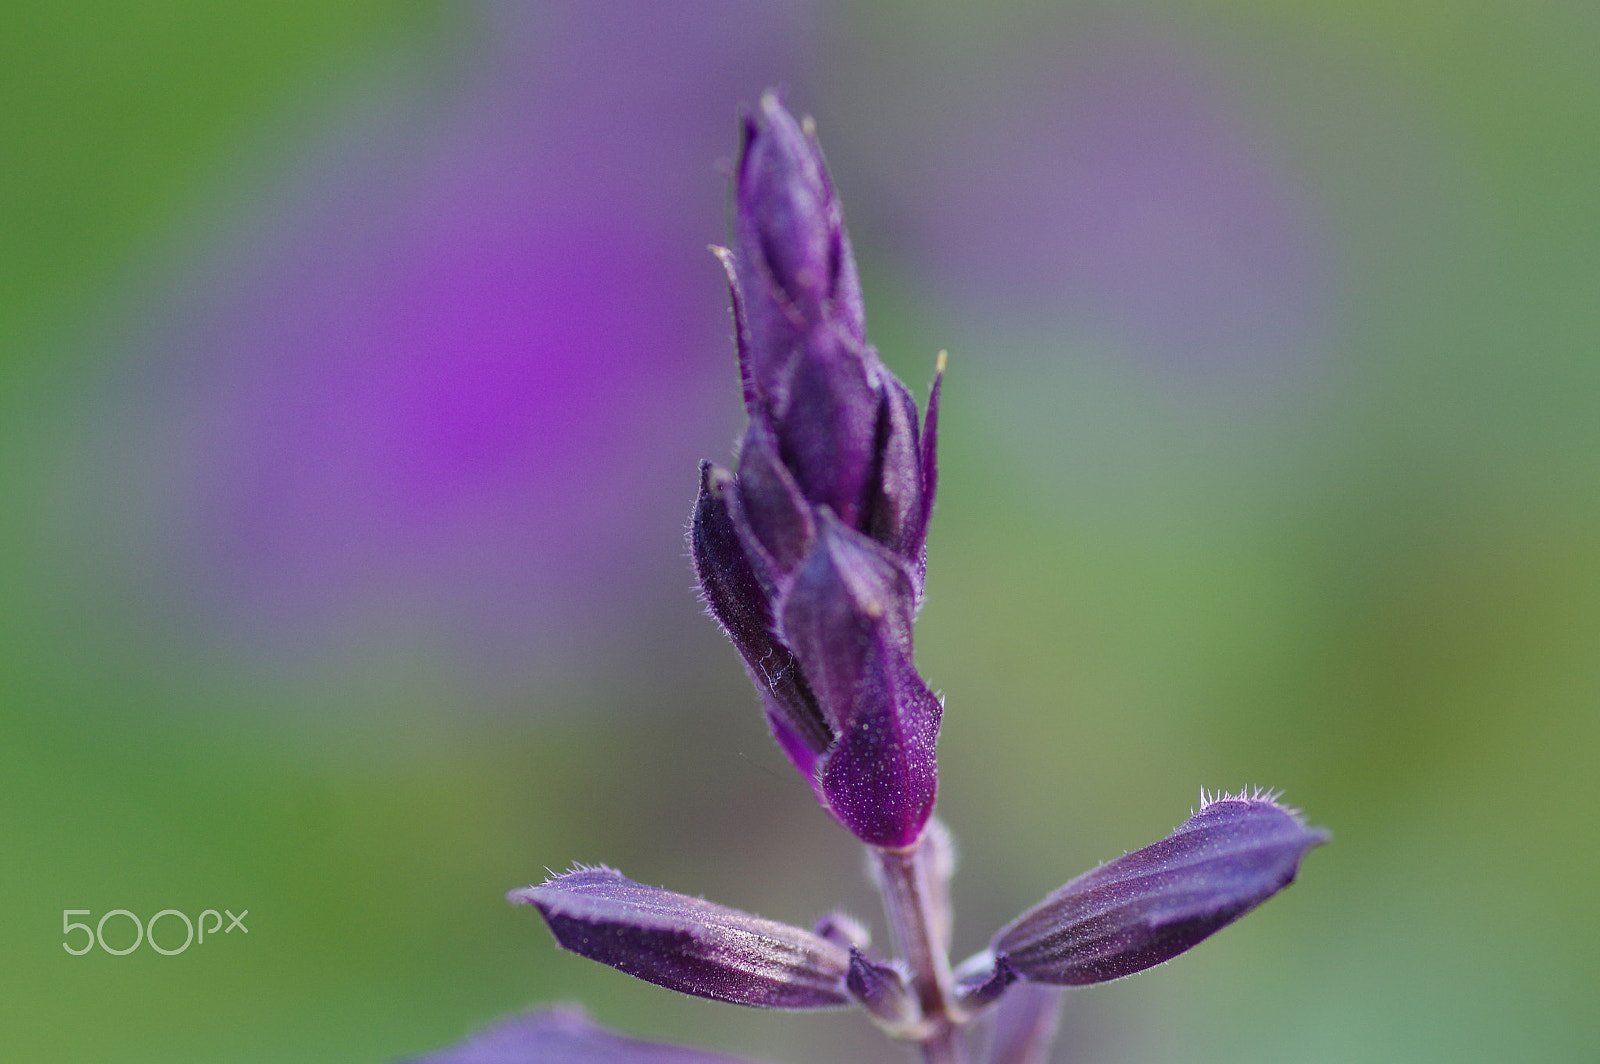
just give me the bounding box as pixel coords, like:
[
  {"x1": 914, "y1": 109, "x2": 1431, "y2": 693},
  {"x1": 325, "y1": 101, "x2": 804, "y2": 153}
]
[{"x1": 4, "y1": 2, "x2": 1598, "y2": 1061}]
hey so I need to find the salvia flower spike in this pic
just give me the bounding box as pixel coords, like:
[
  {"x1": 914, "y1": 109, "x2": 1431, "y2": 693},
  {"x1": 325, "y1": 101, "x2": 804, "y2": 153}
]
[
  {"x1": 411, "y1": 90, "x2": 1328, "y2": 1064},
  {"x1": 693, "y1": 91, "x2": 944, "y2": 849},
  {"x1": 991, "y1": 792, "x2": 1331, "y2": 986},
  {"x1": 509, "y1": 867, "x2": 851, "y2": 1009}
]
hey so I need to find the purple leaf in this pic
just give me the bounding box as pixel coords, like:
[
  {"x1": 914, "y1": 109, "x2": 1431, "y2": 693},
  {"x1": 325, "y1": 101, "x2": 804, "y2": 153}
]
[
  {"x1": 510, "y1": 867, "x2": 850, "y2": 1009},
  {"x1": 397, "y1": 1004, "x2": 770, "y2": 1064},
  {"x1": 994, "y1": 793, "x2": 1329, "y2": 985}
]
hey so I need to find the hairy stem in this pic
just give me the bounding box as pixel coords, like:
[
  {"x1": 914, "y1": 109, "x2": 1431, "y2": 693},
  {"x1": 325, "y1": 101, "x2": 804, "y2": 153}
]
[{"x1": 876, "y1": 835, "x2": 967, "y2": 1064}]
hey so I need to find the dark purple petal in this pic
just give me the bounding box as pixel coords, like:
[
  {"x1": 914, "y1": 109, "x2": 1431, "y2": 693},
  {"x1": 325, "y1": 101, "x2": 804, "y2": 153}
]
[
  {"x1": 847, "y1": 946, "x2": 920, "y2": 1031},
  {"x1": 510, "y1": 867, "x2": 850, "y2": 1009},
  {"x1": 994, "y1": 794, "x2": 1329, "y2": 985},
  {"x1": 980, "y1": 983, "x2": 1063, "y2": 1064},
  {"x1": 397, "y1": 1004, "x2": 769, "y2": 1064},
  {"x1": 691, "y1": 462, "x2": 831, "y2": 757}
]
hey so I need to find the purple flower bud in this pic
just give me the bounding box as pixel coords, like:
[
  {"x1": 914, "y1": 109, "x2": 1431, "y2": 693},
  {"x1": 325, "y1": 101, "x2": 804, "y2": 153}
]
[
  {"x1": 993, "y1": 793, "x2": 1330, "y2": 986},
  {"x1": 509, "y1": 867, "x2": 851, "y2": 1009},
  {"x1": 778, "y1": 513, "x2": 941, "y2": 848},
  {"x1": 399, "y1": 1004, "x2": 770, "y2": 1064},
  {"x1": 691, "y1": 92, "x2": 946, "y2": 848},
  {"x1": 732, "y1": 94, "x2": 866, "y2": 396},
  {"x1": 847, "y1": 946, "x2": 921, "y2": 1032},
  {"x1": 720, "y1": 93, "x2": 941, "y2": 579}
]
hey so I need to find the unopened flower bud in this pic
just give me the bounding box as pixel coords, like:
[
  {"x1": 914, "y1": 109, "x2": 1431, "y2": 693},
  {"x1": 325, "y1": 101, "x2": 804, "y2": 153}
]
[
  {"x1": 778, "y1": 513, "x2": 941, "y2": 848},
  {"x1": 993, "y1": 793, "x2": 1329, "y2": 985},
  {"x1": 510, "y1": 867, "x2": 850, "y2": 1009}
]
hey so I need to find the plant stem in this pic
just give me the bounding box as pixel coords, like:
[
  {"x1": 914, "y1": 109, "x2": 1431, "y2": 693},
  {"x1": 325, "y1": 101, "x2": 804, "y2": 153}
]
[{"x1": 875, "y1": 836, "x2": 967, "y2": 1064}]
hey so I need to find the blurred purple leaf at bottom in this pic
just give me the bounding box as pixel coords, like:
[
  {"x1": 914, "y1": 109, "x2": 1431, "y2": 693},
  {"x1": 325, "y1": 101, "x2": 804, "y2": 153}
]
[
  {"x1": 398, "y1": 1005, "x2": 769, "y2": 1064},
  {"x1": 982, "y1": 982, "x2": 1063, "y2": 1064}
]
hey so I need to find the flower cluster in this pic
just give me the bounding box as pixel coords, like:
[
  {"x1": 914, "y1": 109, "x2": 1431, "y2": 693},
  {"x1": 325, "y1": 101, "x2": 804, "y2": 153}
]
[
  {"x1": 408, "y1": 92, "x2": 1326, "y2": 1064},
  {"x1": 690, "y1": 93, "x2": 944, "y2": 851}
]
